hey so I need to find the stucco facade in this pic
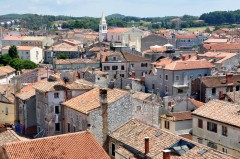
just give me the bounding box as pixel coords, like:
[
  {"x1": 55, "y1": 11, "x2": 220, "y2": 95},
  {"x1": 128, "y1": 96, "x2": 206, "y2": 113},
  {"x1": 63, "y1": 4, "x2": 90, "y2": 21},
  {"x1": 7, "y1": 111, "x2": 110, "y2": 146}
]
[{"x1": 192, "y1": 115, "x2": 240, "y2": 157}]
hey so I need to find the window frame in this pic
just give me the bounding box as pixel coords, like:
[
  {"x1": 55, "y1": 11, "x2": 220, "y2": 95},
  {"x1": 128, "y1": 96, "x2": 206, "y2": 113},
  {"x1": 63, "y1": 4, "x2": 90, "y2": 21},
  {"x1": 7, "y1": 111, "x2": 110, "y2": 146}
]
[
  {"x1": 207, "y1": 122, "x2": 217, "y2": 133},
  {"x1": 222, "y1": 125, "x2": 227, "y2": 136},
  {"x1": 164, "y1": 120, "x2": 170, "y2": 129},
  {"x1": 198, "y1": 119, "x2": 203, "y2": 128},
  {"x1": 54, "y1": 92, "x2": 59, "y2": 98},
  {"x1": 112, "y1": 66, "x2": 118, "y2": 70},
  {"x1": 165, "y1": 74, "x2": 168, "y2": 81}
]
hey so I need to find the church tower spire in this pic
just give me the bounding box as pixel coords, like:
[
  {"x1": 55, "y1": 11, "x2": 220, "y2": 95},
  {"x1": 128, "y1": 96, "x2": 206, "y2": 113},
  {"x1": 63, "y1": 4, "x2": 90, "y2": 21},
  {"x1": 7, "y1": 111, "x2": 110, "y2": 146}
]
[{"x1": 99, "y1": 12, "x2": 107, "y2": 42}]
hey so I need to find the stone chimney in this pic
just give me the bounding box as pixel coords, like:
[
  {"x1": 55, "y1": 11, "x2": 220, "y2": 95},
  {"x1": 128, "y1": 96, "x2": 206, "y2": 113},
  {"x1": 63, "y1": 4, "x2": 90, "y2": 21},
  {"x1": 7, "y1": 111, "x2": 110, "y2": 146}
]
[
  {"x1": 100, "y1": 89, "x2": 108, "y2": 149},
  {"x1": 145, "y1": 137, "x2": 150, "y2": 155},
  {"x1": 226, "y1": 74, "x2": 234, "y2": 84},
  {"x1": 163, "y1": 149, "x2": 171, "y2": 159}
]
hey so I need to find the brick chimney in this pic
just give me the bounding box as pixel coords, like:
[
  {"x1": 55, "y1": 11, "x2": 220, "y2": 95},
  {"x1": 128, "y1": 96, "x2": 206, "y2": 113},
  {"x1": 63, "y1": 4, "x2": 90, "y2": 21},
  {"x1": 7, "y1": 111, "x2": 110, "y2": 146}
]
[
  {"x1": 163, "y1": 149, "x2": 171, "y2": 159},
  {"x1": 145, "y1": 137, "x2": 150, "y2": 155},
  {"x1": 181, "y1": 56, "x2": 186, "y2": 61},
  {"x1": 226, "y1": 74, "x2": 234, "y2": 84},
  {"x1": 100, "y1": 89, "x2": 108, "y2": 149}
]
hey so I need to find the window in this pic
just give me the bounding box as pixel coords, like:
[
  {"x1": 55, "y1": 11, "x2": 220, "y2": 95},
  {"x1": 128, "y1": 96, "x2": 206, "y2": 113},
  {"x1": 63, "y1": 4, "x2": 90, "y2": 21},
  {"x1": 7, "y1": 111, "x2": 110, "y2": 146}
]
[
  {"x1": 212, "y1": 88, "x2": 216, "y2": 95},
  {"x1": 207, "y1": 142, "x2": 217, "y2": 149},
  {"x1": 112, "y1": 143, "x2": 115, "y2": 156},
  {"x1": 104, "y1": 66, "x2": 110, "y2": 71},
  {"x1": 165, "y1": 86, "x2": 168, "y2": 93},
  {"x1": 222, "y1": 126, "x2": 227, "y2": 136},
  {"x1": 55, "y1": 106, "x2": 59, "y2": 114},
  {"x1": 131, "y1": 64, "x2": 134, "y2": 68},
  {"x1": 236, "y1": 86, "x2": 240, "y2": 91},
  {"x1": 198, "y1": 138, "x2": 203, "y2": 144},
  {"x1": 68, "y1": 123, "x2": 71, "y2": 132},
  {"x1": 160, "y1": 75, "x2": 162, "y2": 78},
  {"x1": 165, "y1": 74, "x2": 168, "y2": 81},
  {"x1": 136, "y1": 106, "x2": 141, "y2": 111},
  {"x1": 141, "y1": 63, "x2": 148, "y2": 67},
  {"x1": 54, "y1": 92, "x2": 59, "y2": 98},
  {"x1": 121, "y1": 65, "x2": 125, "y2": 70},
  {"x1": 120, "y1": 74, "x2": 124, "y2": 78},
  {"x1": 55, "y1": 123, "x2": 60, "y2": 131},
  {"x1": 165, "y1": 120, "x2": 170, "y2": 129},
  {"x1": 222, "y1": 147, "x2": 228, "y2": 154},
  {"x1": 175, "y1": 76, "x2": 180, "y2": 81},
  {"x1": 198, "y1": 74, "x2": 202, "y2": 77},
  {"x1": 152, "y1": 84, "x2": 155, "y2": 90},
  {"x1": 5, "y1": 105, "x2": 8, "y2": 115},
  {"x1": 178, "y1": 89, "x2": 183, "y2": 93},
  {"x1": 113, "y1": 57, "x2": 117, "y2": 61},
  {"x1": 112, "y1": 66, "x2": 118, "y2": 70},
  {"x1": 73, "y1": 126, "x2": 76, "y2": 132},
  {"x1": 207, "y1": 122, "x2": 217, "y2": 133},
  {"x1": 198, "y1": 119, "x2": 203, "y2": 128},
  {"x1": 26, "y1": 52, "x2": 29, "y2": 54}
]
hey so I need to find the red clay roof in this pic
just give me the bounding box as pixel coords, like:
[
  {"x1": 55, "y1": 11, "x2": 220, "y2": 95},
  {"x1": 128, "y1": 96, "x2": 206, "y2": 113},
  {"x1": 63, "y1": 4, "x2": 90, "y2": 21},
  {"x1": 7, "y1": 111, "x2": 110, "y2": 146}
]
[
  {"x1": 107, "y1": 28, "x2": 129, "y2": 33},
  {"x1": 2, "y1": 131, "x2": 110, "y2": 159},
  {"x1": 203, "y1": 43, "x2": 240, "y2": 51},
  {"x1": 162, "y1": 111, "x2": 192, "y2": 121},
  {"x1": 188, "y1": 98, "x2": 204, "y2": 108},
  {"x1": 192, "y1": 100, "x2": 240, "y2": 127},
  {"x1": 2, "y1": 46, "x2": 36, "y2": 51},
  {"x1": 176, "y1": 34, "x2": 197, "y2": 39},
  {"x1": 163, "y1": 59, "x2": 214, "y2": 71}
]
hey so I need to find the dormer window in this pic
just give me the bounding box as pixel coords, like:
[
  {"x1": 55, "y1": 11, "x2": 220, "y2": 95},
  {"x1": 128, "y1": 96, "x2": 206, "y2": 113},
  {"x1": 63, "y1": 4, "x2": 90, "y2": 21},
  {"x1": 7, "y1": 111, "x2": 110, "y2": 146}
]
[{"x1": 113, "y1": 57, "x2": 117, "y2": 61}]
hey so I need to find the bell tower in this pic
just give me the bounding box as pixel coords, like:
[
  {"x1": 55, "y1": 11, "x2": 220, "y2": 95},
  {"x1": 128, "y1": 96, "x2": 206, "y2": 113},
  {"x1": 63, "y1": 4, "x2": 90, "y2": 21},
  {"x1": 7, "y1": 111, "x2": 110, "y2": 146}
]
[{"x1": 99, "y1": 12, "x2": 107, "y2": 42}]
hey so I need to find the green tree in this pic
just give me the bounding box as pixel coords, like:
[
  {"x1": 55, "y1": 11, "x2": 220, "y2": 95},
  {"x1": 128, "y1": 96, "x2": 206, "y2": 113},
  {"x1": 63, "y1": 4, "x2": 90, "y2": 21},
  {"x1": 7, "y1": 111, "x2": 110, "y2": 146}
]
[
  {"x1": 205, "y1": 27, "x2": 211, "y2": 33},
  {"x1": 8, "y1": 45, "x2": 18, "y2": 59},
  {"x1": 0, "y1": 54, "x2": 12, "y2": 65},
  {"x1": 9, "y1": 59, "x2": 37, "y2": 71}
]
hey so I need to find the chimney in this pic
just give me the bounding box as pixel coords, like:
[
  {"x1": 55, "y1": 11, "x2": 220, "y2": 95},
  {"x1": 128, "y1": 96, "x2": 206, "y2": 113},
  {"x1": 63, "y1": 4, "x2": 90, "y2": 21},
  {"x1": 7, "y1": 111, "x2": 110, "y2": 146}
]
[
  {"x1": 131, "y1": 71, "x2": 136, "y2": 78},
  {"x1": 156, "y1": 88, "x2": 161, "y2": 102},
  {"x1": 145, "y1": 137, "x2": 150, "y2": 155},
  {"x1": 226, "y1": 74, "x2": 234, "y2": 84},
  {"x1": 188, "y1": 54, "x2": 191, "y2": 59},
  {"x1": 181, "y1": 56, "x2": 185, "y2": 61},
  {"x1": 100, "y1": 89, "x2": 108, "y2": 149},
  {"x1": 163, "y1": 149, "x2": 171, "y2": 159}
]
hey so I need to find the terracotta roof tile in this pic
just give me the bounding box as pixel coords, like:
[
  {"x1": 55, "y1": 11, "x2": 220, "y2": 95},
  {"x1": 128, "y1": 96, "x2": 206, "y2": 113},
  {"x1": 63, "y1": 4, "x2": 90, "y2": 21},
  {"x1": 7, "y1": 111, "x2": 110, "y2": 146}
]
[
  {"x1": 0, "y1": 129, "x2": 28, "y2": 146},
  {"x1": 188, "y1": 98, "x2": 204, "y2": 108},
  {"x1": 197, "y1": 52, "x2": 237, "y2": 64},
  {"x1": 176, "y1": 34, "x2": 197, "y2": 39},
  {"x1": 0, "y1": 66, "x2": 15, "y2": 74},
  {"x1": 161, "y1": 111, "x2": 192, "y2": 121},
  {"x1": 110, "y1": 119, "x2": 236, "y2": 159},
  {"x1": 200, "y1": 75, "x2": 240, "y2": 88},
  {"x1": 163, "y1": 59, "x2": 214, "y2": 71},
  {"x1": 107, "y1": 28, "x2": 129, "y2": 33},
  {"x1": 132, "y1": 91, "x2": 152, "y2": 101},
  {"x1": 55, "y1": 58, "x2": 98, "y2": 65},
  {"x1": 192, "y1": 100, "x2": 240, "y2": 127},
  {"x1": 62, "y1": 88, "x2": 129, "y2": 114},
  {"x1": 2, "y1": 131, "x2": 110, "y2": 159},
  {"x1": 2, "y1": 46, "x2": 36, "y2": 51},
  {"x1": 226, "y1": 91, "x2": 240, "y2": 103}
]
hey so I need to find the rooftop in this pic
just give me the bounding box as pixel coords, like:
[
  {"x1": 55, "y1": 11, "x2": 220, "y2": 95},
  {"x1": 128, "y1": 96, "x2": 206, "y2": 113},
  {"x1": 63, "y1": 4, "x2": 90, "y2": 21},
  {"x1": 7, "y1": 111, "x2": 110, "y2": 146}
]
[
  {"x1": 226, "y1": 91, "x2": 240, "y2": 103},
  {"x1": 110, "y1": 119, "x2": 236, "y2": 158},
  {"x1": 161, "y1": 111, "x2": 192, "y2": 121},
  {"x1": 62, "y1": 88, "x2": 129, "y2": 114},
  {"x1": 162, "y1": 59, "x2": 214, "y2": 71},
  {"x1": 107, "y1": 28, "x2": 129, "y2": 33},
  {"x1": 200, "y1": 75, "x2": 240, "y2": 88},
  {"x1": 188, "y1": 98, "x2": 204, "y2": 108},
  {"x1": 0, "y1": 129, "x2": 28, "y2": 146},
  {"x1": 192, "y1": 100, "x2": 240, "y2": 127},
  {"x1": 198, "y1": 52, "x2": 238, "y2": 64},
  {"x1": 33, "y1": 80, "x2": 92, "y2": 93},
  {"x1": 1, "y1": 131, "x2": 110, "y2": 159},
  {"x1": 176, "y1": 34, "x2": 197, "y2": 39},
  {"x1": 0, "y1": 66, "x2": 15, "y2": 77},
  {"x1": 203, "y1": 43, "x2": 240, "y2": 51},
  {"x1": 55, "y1": 58, "x2": 98, "y2": 65},
  {"x1": 2, "y1": 46, "x2": 37, "y2": 51},
  {"x1": 204, "y1": 38, "x2": 228, "y2": 43},
  {"x1": 132, "y1": 91, "x2": 152, "y2": 101}
]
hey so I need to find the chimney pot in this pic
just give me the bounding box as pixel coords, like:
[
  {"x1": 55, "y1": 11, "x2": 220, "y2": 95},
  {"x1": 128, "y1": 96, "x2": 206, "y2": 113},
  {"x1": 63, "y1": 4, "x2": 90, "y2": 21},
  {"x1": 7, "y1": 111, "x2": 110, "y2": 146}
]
[
  {"x1": 163, "y1": 149, "x2": 171, "y2": 159},
  {"x1": 145, "y1": 137, "x2": 150, "y2": 155}
]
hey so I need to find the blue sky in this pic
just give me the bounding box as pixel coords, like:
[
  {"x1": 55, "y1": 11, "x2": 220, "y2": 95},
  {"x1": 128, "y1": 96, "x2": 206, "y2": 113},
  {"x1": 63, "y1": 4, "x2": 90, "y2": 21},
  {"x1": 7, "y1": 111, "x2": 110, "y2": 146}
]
[{"x1": 1, "y1": 0, "x2": 240, "y2": 17}]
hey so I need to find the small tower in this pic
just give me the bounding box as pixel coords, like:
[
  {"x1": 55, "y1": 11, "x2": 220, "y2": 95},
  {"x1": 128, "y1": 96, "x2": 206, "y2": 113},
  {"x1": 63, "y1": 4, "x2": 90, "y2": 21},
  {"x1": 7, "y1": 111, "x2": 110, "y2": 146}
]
[{"x1": 99, "y1": 12, "x2": 107, "y2": 42}]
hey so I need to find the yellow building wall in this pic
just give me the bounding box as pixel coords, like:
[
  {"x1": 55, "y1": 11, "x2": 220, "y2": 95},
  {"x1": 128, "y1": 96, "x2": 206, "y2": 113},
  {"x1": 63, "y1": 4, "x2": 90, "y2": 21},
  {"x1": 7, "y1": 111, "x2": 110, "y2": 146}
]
[{"x1": 0, "y1": 103, "x2": 15, "y2": 124}]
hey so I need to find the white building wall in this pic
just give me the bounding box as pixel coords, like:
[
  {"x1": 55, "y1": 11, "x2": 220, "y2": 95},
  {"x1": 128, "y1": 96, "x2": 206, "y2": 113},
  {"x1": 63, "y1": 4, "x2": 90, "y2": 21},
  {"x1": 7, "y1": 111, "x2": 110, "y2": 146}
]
[
  {"x1": 29, "y1": 47, "x2": 43, "y2": 64},
  {"x1": 192, "y1": 115, "x2": 240, "y2": 157}
]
